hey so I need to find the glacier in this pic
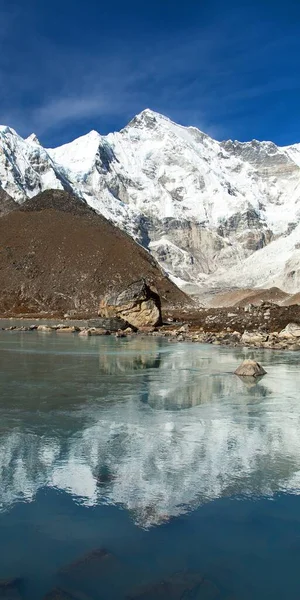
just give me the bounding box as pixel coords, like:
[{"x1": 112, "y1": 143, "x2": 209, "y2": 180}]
[{"x1": 1, "y1": 109, "x2": 300, "y2": 297}]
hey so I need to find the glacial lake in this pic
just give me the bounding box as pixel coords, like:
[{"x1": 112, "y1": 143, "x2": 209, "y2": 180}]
[{"x1": 1, "y1": 332, "x2": 300, "y2": 599}]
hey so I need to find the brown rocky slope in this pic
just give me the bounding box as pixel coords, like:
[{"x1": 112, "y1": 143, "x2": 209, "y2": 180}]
[
  {"x1": 0, "y1": 187, "x2": 18, "y2": 217},
  {"x1": 0, "y1": 190, "x2": 189, "y2": 316}
]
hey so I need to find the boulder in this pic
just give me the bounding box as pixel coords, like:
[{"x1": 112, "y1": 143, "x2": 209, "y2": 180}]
[
  {"x1": 124, "y1": 327, "x2": 135, "y2": 334},
  {"x1": 98, "y1": 279, "x2": 162, "y2": 329},
  {"x1": 234, "y1": 359, "x2": 267, "y2": 377},
  {"x1": 37, "y1": 325, "x2": 52, "y2": 332},
  {"x1": 279, "y1": 322, "x2": 300, "y2": 338},
  {"x1": 241, "y1": 331, "x2": 268, "y2": 344},
  {"x1": 89, "y1": 328, "x2": 110, "y2": 336}
]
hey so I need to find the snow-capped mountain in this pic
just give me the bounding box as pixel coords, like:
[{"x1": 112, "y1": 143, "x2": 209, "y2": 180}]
[{"x1": 1, "y1": 110, "x2": 300, "y2": 296}]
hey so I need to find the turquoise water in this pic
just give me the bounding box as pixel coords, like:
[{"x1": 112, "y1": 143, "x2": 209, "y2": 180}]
[{"x1": 1, "y1": 332, "x2": 300, "y2": 599}]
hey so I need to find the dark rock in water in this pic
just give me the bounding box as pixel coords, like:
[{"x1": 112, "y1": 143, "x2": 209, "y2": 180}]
[
  {"x1": 98, "y1": 279, "x2": 162, "y2": 329},
  {"x1": 59, "y1": 548, "x2": 143, "y2": 600},
  {"x1": 127, "y1": 571, "x2": 219, "y2": 600},
  {"x1": 234, "y1": 359, "x2": 266, "y2": 377},
  {"x1": 59, "y1": 548, "x2": 132, "y2": 598},
  {"x1": 43, "y1": 588, "x2": 82, "y2": 600},
  {"x1": 60, "y1": 548, "x2": 113, "y2": 574},
  {"x1": 0, "y1": 578, "x2": 22, "y2": 600}
]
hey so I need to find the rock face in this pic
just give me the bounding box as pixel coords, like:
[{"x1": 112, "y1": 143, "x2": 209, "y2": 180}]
[
  {"x1": 234, "y1": 360, "x2": 267, "y2": 377},
  {"x1": 98, "y1": 279, "x2": 162, "y2": 328}
]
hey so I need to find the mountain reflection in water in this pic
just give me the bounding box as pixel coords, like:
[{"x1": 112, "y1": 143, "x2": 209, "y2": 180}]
[{"x1": 0, "y1": 333, "x2": 300, "y2": 528}]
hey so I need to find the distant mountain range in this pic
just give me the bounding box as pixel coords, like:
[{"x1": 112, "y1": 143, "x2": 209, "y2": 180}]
[{"x1": 1, "y1": 109, "x2": 300, "y2": 299}]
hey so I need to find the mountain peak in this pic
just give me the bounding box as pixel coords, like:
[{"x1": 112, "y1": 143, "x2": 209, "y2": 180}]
[
  {"x1": 26, "y1": 133, "x2": 41, "y2": 146},
  {"x1": 47, "y1": 129, "x2": 103, "y2": 174},
  {"x1": 0, "y1": 125, "x2": 18, "y2": 136},
  {"x1": 125, "y1": 108, "x2": 170, "y2": 130}
]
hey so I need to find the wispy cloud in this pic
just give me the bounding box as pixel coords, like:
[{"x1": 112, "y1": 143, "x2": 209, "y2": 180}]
[{"x1": 0, "y1": 1, "x2": 299, "y2": 145}]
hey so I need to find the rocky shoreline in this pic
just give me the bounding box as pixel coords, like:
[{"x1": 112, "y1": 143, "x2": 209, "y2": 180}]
[{"x1": 2, "y1": 300, "x2": 300, "y2": 351}]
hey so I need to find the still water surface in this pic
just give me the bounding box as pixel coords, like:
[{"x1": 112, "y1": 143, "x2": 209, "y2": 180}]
[{"x1": 1, "y1": 332, "x2": 300, "y2": 599}]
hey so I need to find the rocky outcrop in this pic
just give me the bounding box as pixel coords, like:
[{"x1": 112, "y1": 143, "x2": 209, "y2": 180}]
[
  {"x1": 234, "y1": 360, "x2": 267, "y2": 377},
  {"x1": 98, "y1": 279, "x2": 162, "y2": 329}
]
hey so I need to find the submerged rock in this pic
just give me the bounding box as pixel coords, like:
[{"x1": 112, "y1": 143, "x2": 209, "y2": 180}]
[
  {"x1": 234, "y1": 359, "x2": 267, "y2": 377},
  {"x1": 60, "y1": 548, "x2": 113, "y2": 575},
  {"x1": 59, "y1": 547, "x2": 131, "y2": 597},
  {"x1": 127, "y1": 571, "x2": 219, "y2": 600},
  {"x1": 43, "y1": 588, "x2": 79, "y2": 600},
  {"x1": 0, "y1": 578, "x2": 22, "y2": 600},
  {"x1": 98, "y1": 279, "x2": 162, "y2": 329}
]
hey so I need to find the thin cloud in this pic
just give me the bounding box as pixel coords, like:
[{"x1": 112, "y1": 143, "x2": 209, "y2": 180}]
[{"x1": 0, "y1": 3, "x2": 299, "y2": 145}]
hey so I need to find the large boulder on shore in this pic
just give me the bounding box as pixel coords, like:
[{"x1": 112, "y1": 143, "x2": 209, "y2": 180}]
[
  {"x1": 234, "y1": 359, "x2": 267, "y2": 377},
  {"x1": 98, "y1": 280, "x2": 162, "y2": 329}
]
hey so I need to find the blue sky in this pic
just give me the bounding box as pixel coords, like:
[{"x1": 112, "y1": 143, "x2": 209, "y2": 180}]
[{"x1": 0, "y1": 0, "x2": 300, "y2": 146}]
